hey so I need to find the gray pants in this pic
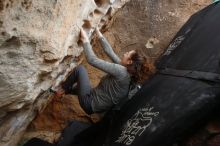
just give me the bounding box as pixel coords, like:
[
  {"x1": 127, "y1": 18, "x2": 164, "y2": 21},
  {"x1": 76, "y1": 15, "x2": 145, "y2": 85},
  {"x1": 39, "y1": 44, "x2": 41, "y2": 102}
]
[{"x1": 62, "y1": 65, "x2": 93, "y2": 114}]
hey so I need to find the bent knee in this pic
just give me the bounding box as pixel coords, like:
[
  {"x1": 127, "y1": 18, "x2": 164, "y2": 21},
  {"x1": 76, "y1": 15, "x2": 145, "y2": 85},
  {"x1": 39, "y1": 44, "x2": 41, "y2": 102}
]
[{"x1": 76, "y1": 65, "x2": 86, "y2": 72}]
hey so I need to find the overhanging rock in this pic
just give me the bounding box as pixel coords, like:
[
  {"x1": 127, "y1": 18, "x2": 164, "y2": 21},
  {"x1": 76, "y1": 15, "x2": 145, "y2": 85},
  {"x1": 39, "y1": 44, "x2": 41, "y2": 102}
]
[{"x1": 0, "y1": 1, "x2": 130, "y2": 146}]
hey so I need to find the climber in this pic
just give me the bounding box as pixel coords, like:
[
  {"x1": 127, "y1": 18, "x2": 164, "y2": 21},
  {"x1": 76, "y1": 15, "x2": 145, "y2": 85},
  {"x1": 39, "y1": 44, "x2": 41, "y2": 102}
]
[{"x1": 55, "y1": 28, "x2": 153, "y2": 115}]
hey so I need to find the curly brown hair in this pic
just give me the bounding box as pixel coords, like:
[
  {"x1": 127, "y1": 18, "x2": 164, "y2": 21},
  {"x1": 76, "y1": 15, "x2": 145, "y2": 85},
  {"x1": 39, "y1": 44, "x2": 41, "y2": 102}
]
[{"x1": 126, "y1": 50, "x2": 155, "y2": 84}]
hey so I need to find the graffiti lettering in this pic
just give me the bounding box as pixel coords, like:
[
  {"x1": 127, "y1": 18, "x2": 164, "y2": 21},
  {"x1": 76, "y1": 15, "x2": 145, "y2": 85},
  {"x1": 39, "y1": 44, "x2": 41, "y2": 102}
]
[{"x1": 115, "y1": 104, "x2": 159, "y2": 145}]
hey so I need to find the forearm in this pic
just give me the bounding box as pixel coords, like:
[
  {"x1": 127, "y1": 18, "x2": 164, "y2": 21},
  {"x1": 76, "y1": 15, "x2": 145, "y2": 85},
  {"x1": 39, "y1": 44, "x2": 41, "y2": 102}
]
[
  {"x1": 82, "y1": 42, "x2": 127, "y2": 78},
  {"x1": 83, "y1": 42, "x2": 98, "y2": 64},
  {"x1": 99, "y1": 36, "x2": 121, "y2": 64}
]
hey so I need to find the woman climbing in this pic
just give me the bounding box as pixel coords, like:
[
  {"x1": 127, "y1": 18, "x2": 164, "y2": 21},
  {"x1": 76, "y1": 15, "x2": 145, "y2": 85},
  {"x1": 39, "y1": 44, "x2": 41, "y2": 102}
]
[{"x1": 55, "y1": 28, "x2": 153, "y2": 115}]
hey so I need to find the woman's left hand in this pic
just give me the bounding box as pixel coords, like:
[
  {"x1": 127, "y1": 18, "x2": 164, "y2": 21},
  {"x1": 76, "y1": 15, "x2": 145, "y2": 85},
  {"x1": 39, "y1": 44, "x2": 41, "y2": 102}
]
[{"x1": 95, "y1": 27, "x2": 103, "y2": 38}]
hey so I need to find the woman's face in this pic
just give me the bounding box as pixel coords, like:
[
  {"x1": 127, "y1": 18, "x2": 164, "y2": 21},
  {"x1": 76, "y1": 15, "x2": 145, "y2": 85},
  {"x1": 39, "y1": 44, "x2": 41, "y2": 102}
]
[{"x1": 121, "y1": 50, "x2": 136, "y2": 66}]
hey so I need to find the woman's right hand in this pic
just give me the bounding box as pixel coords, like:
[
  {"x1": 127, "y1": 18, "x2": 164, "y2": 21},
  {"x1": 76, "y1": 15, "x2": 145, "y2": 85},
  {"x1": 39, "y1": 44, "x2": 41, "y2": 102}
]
[
  {"x1": 95, "y1": 27, "x2": 103, "y2": 38},
  {"x1": 80, "y1": 28, "x2": 89, "y2": 43}
]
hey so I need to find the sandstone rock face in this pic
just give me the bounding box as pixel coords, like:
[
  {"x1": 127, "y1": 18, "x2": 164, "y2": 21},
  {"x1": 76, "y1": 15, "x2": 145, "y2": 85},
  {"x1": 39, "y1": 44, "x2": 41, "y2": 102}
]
[
  {"x1": 0, "y1": 0, "x2": 129, "y2": 146},
  {"x1": 30, "y1": 0, "x2": 211, "y2": 136},
  {"x1": 30, "y1": 0, "x2": 213, "y2": 141},
  {"x1": 1, "y1": 0, "x2": 218, "y2": 146}
]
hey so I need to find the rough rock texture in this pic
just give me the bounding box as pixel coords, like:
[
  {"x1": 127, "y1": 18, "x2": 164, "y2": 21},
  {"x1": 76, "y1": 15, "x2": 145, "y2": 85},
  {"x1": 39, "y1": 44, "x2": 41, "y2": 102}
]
[
  {"x1": 1, "y1": 0, "x2": 219, "y2": 146},
  {"x1": 28, "y1": 0, "x2": 216, "y2": 144},
  {"x1": 0, "y1": 0, "x2": 129, "y2": 146}
]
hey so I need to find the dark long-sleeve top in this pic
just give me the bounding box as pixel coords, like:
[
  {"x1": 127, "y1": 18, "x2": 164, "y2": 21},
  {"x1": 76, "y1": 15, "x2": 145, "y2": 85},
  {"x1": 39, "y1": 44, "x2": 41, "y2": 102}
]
[{"x1": 82, "y1": 36, "x2": 131, "y2": 113}]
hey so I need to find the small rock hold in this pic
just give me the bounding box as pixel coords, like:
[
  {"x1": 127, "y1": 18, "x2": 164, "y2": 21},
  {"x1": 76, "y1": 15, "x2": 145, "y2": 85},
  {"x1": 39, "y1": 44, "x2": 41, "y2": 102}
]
[
  {"x1": 1, "y1": 31, "x2": 6, "y2": 36},
  {"x1": 6, "y1": 3, "x2": 10, "y2": 8},
  {"x1": 15, "y1": 16, "x2": 20, "y2": 20},
  {"x1": 43, "y1": 52, "x2": 59, "y2": 62},
  {"x1": 145, "y1": 37, "x2": 159, "y2": 49},
  {"x1": 110, "y1": 0, "x2": 115, "y2": 4}
]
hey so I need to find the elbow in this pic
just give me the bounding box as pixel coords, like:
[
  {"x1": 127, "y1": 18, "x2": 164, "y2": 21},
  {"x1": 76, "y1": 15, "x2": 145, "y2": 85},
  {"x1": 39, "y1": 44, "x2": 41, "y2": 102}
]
[{"x1": 87, "y1": 57, "x2": 97, "y2": 66}]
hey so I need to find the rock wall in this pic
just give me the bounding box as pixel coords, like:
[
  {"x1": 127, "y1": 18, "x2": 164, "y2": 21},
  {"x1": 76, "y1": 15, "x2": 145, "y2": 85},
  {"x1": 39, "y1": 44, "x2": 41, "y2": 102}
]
[
  {"x1": 1, "y1": 0, "x2": 218, "y2": 146},
  {"x1": 28, "y1": 0, "x2": 213, "y2": 143},
  {"x1": 0, "y1": 0, "x2": 129, "y2": 146}
]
